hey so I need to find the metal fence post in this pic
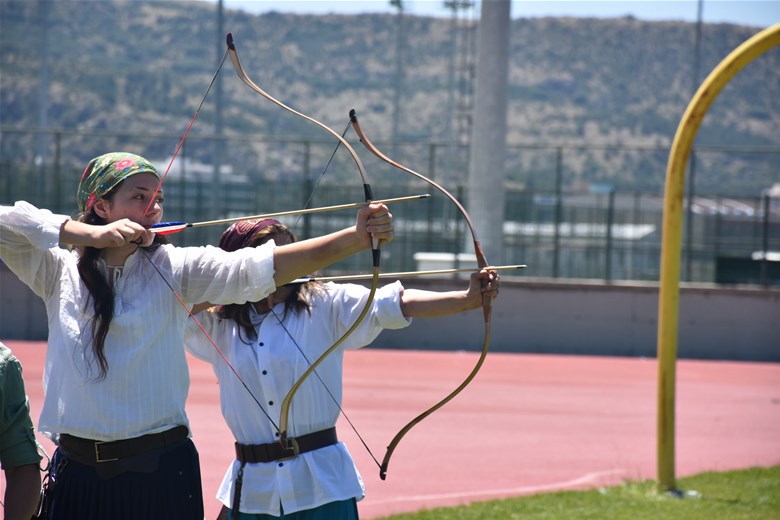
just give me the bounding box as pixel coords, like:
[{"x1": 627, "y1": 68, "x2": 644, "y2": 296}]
[
  {"x1": 426, "y1": 143, "x2": 437, "y2": 251},
  {"x1": 606, "y1": 188, "x2": 615, "y2": 281},
  {"x1": 553, "y1": 147, "x2": 563, "y2": 278},
  {"x1": 302, "y1": 141, "x2": 312, "y2": 239},
  {"x1": 53, "y1": 132, "x2": 62, "y2": 212},
  {"x1": 761, "y1": 192, "x2": 770, "y2": 285}
]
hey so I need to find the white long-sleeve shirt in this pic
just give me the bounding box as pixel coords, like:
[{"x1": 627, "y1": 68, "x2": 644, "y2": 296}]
[
  {"x1": 0, "y1": 201, "x2": 277, "y2": 442},
  {"x1": 184, "y1": 281, "x2": 411, "y2": 515}
]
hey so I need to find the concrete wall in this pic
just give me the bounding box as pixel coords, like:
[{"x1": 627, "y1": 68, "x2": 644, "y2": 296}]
[
  {"x1": 373, "y1": 277, "x2": 779, "y2": 362},
  {"x1": 2, "y1": 264, "x2": 778, "y2": 361}
]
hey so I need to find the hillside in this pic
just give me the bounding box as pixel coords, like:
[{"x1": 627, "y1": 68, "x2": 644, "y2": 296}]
[{"x1": 1, "y1": 0, "x2": 777, "y2": 195}]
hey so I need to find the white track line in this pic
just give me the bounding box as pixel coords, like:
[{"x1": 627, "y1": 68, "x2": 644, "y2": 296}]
[{"x1": 367, "y1": 469, "x2": 626, "y2": 506}]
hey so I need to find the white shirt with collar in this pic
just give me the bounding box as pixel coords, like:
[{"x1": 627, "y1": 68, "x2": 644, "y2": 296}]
[
  {"x1": 0, "y1": 201, "x2": 277, "y2": 442},
  {"x1": 184, "y1": 281, "x2": 411, "y2": 515}
]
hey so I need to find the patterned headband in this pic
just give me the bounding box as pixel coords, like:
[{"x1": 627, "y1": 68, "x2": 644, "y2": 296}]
[
  {"x1": 77, "y1": 152, "x2": 160, "y2": 212},
  {"x1": 218, "y1": 219, "x2": 284, "y2": 252}
]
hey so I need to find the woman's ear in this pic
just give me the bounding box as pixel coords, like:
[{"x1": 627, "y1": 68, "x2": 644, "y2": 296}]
[{"x1": 93, "y1": 198, "x2": 110, "y2": 220}]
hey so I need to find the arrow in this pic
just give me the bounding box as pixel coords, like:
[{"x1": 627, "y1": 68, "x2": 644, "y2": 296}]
[
  {"x1": 150, "y1": 194, "x2": 430, "y2": 235},
  {"x1": 288, "y1": 264, "x2": 527, "y2": 283}
]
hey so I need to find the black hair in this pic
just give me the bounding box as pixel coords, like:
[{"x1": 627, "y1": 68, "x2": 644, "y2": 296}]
[
  {"x1": 75, "y1": 181, "x2": 168, "y2": 381},
  {"x1": 216, "y1": 224, "x2": 325, "y2": 345}
]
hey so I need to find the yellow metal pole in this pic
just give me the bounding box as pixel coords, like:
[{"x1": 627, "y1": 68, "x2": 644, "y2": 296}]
[{"x1": 657, "y1": 23, "x2": 780, "y2": 492}]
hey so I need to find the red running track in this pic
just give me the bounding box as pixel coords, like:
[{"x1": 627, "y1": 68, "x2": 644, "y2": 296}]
[{"x1": 5, "y1": 340, "x2": 780, "y2": 519}]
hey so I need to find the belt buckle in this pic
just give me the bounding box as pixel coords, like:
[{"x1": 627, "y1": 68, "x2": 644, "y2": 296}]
[
  {"x1": 94, "y1": 441, "x2": 119, "y2": 463},
  {"x1": 277, "y1": 437, "x2": 300, "y2": 462}
]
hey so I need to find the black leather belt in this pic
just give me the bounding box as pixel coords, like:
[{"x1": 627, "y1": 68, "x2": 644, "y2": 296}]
[
  {"x1": 235, "y1": 427, "x2": 338, "y2": 463},
  {"x1": 232, "y1": 427, "x2": 339, "y2": 512},
  {"x1": 59, "y1": 425, "x2": 189, "y2": 465}
]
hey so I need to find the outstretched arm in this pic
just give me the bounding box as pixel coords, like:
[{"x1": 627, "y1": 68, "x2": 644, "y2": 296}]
[
  {"x1": 272, "y1": 203, "x2": 393, "y2": 286},
  {"x1": 399, "y1": 269, "x2": 500, "y2": 318}
]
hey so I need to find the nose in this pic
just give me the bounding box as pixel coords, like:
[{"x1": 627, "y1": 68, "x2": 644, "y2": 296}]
[{"x1": 146, "y1": 199, "x2": 163, "y2": 218}]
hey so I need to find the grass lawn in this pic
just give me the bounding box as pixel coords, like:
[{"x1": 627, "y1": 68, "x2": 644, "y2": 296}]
[{"x1": 376, "y1": 466, "x2": 780, "y2": 519}]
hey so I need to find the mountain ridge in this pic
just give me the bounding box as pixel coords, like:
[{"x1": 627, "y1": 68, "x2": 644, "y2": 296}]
[{"x1": 1, "y1": 1, "x2": 777, "y2": 194}]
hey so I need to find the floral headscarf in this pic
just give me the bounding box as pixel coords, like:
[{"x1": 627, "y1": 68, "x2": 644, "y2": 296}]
[{"x1": 77, "y1": 152, "x2": 160, "y2": 212}]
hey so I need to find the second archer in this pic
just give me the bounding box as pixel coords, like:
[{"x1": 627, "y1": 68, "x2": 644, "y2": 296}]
[{"x1": 185, "y1": 219, "x2": 500, "y2": 520}]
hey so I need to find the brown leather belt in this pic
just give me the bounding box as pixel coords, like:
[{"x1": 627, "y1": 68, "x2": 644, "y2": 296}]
[
  {"x1": 231, "y1": 427, "x2": 339, "y2": 512},
  {"x1": 235, "y1": 427, "x2": 338, "y2": 463},
  {"x1": 59, "y1": 425, "x2": 189, "y2": 465}
]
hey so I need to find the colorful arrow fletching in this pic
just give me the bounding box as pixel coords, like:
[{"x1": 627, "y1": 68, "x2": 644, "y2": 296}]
[{"x1": 150, "y1": 221, "x2": 189, "y2": 235}]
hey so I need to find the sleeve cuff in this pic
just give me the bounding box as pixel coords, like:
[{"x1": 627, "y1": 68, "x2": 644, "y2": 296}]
[{"x1": 374, "y1": 280, "x2": 412, "y2": 330}]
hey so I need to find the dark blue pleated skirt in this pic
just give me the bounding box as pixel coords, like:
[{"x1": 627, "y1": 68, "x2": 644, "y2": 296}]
[{"x1": 45, "y1": 438, "x2": 204, "y2": 520}]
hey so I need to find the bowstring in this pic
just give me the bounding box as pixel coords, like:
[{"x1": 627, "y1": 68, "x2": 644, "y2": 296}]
[
  {"x1": 270, "y1": 306, "x2": 382, "y2": 469},
  {"x1": 137, "y1": 247, "x2": 280, "y2": 433},
  {"x1": 144, "y1": 46, "x2": 231, "y2": 217},
  {"x1": 135, "y1": 42, "x2": 286, "y2": 432},
  {"x1": 291, "y1": 120, "x2": 352, "y2": 236},
  {"x1": 268, "y1": 113, "x2": 380, "y2": 459}
]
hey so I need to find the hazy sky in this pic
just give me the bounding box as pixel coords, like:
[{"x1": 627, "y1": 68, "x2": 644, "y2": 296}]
[{"x1": 211, "y1": 0, "x2": 780, "y2": 28}]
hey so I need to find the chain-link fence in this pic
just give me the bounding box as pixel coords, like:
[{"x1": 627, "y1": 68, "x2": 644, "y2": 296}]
[{"x1": 2, "y1": 128, "x2": 778, "y2": 284}]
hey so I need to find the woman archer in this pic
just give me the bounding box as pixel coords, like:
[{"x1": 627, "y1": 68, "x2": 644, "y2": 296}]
[{"x1": 185, "y1": 219, "x2": 500, "y2": 520}]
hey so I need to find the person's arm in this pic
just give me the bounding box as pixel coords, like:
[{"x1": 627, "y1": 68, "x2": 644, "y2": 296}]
[
  {"x1": 399, "y1": 269, "x2": 500, "y2": 318},
  {"x1": 0, "y1": 202, "x2": 70, "y2": 295},
  {"x1": 59, "y1": 218, "x2": 154, "y2": 248},
  {"x1": 272, "y1": 203, "x2": 393, "y2": 285},
  {"x1": 4, "y1": 463, "x2": 41, "y2": 519}
]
